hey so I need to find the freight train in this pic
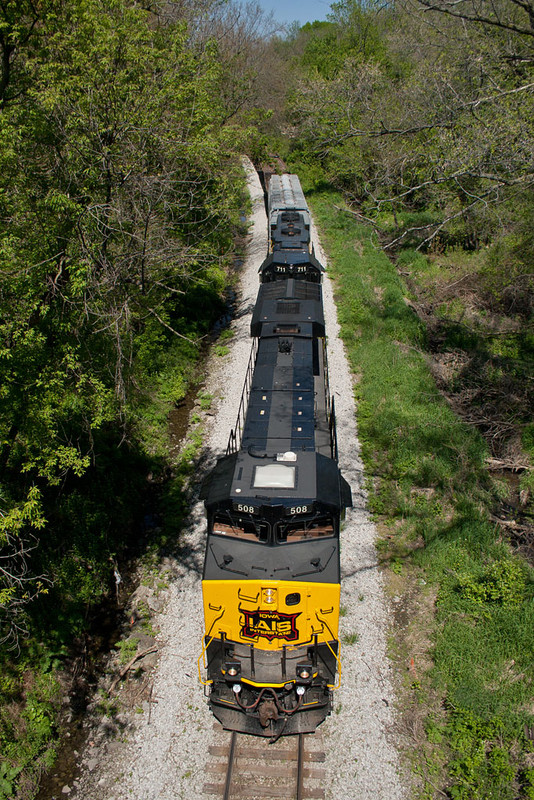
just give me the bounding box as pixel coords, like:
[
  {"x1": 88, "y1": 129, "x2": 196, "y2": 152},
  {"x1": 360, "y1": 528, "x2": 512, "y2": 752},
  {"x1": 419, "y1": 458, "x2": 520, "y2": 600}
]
[{"x1": 198, "y1": 174, "x2": 352, "y2": 739}]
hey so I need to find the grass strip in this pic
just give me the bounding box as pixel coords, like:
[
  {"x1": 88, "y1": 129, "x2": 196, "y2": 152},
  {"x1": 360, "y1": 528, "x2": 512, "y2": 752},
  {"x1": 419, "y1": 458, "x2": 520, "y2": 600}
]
[{"x1": 304, "y1": 183, "x2": 534, "y2": 800}]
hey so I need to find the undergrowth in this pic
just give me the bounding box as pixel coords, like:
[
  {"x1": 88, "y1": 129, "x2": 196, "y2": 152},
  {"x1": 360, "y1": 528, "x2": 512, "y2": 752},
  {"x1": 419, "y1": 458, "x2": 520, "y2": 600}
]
[
  {"x1": 298, "y1": 174, "x2": 534, "y2": 799},
  {"x1": 0, "y1": 242, "x2": 237, "y2": 800}
]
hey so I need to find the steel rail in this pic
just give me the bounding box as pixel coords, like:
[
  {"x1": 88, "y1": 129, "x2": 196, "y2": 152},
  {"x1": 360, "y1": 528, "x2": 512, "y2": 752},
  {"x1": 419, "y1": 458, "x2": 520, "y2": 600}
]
[
  {"x1": 223, "y1": 731, "x2": 237, "y2": 800},
  {"x1": 296, "y1": 734, "x2": 305, "y2": 800},
  {"x1": 205, "y1": 727, "x2": 325, "y2": 800}
]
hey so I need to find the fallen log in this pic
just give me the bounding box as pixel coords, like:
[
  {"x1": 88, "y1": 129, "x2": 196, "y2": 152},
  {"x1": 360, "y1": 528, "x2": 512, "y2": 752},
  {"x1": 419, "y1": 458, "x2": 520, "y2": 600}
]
[{"x1": 109, "y1": 645, "x2": 158, "y2": 694}]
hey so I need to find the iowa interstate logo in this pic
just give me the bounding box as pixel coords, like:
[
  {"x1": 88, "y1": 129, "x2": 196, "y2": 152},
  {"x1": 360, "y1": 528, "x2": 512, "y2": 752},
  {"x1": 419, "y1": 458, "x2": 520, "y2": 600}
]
[{"x1": 240, "y1": 608, "x2": 301, "y2": 642}]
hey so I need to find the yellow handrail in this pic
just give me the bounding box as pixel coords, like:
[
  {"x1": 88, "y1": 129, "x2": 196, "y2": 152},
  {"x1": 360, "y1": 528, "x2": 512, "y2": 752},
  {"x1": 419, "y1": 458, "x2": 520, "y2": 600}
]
[
  {"x1": 315, "y1": 612, "x2": 342, "y2": 690},
  {"x1": 197, "y1": 607, "x2": 225, "y2": 686},
  {"x1": 324, "y1": 638, "x2": 342, "y2": 690},
  {"x1": 197, "y1": 633, "x2": 215, "y2": 686}
]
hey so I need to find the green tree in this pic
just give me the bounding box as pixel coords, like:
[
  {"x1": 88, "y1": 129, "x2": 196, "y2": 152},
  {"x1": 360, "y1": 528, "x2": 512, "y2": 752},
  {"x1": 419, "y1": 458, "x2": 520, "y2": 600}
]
[
  {"x1": 287, "y1": 0, "x2": 534, "y2": 255},
  {"x1": 0, "y1": 0, "x2": 251, "y2": 647}
]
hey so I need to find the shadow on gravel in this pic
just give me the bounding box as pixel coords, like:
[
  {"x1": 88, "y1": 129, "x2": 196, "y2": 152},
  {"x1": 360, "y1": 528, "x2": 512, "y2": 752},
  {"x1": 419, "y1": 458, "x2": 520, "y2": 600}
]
[{"x1": 235, "y1": 300, "x2": 256, "y2": 320}]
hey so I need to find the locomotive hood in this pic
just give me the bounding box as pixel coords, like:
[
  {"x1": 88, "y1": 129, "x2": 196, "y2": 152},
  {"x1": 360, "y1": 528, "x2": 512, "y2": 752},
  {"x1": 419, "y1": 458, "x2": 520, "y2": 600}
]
[{"x1": 200, "y1": 451, "x2": 352, "y2": 515}]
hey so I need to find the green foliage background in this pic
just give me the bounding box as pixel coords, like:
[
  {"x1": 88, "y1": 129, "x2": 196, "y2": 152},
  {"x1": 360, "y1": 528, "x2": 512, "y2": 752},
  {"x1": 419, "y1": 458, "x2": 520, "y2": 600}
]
[{"x1": 0, "y1": 1, "x2": 258, "y2": 794}]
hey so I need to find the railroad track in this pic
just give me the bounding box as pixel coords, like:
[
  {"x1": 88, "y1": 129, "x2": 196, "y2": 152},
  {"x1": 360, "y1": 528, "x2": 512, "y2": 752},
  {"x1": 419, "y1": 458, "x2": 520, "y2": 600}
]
[{"x1": 204, "y1": 727, "x2": 326, "y2": 800}]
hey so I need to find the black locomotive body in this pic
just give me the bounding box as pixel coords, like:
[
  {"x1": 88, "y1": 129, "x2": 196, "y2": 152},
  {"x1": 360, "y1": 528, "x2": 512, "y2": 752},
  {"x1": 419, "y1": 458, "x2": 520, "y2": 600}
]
[{"x1": 199, "y1": 174, "x2": 351, "y2": 739}]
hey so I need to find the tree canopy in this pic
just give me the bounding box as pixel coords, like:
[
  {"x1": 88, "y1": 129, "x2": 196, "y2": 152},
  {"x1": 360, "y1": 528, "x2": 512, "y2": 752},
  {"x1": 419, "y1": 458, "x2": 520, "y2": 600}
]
[
  {"x1": 276, "y1": 0, "x2": 534, "y2": 263},
  {"x1": 0, "y1": 0, "x2": 269, "y2": 648}
]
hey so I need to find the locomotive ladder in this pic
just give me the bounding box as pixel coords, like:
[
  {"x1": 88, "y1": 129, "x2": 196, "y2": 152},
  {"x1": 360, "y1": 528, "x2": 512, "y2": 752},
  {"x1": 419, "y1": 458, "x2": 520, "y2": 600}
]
[{"x1": 204, "y1": 728, "x2": 326, "y2": 800}]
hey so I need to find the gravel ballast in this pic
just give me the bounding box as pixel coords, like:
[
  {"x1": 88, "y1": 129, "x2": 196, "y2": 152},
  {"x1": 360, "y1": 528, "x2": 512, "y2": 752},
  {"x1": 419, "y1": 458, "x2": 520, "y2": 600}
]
[{"x1": 71, "y1": 160, "x2": 409, "y2": 800}]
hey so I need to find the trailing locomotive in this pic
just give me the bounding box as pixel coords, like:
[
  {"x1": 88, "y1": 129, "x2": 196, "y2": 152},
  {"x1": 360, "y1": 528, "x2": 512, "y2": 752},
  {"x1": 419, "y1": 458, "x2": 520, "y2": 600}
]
[
  {"x1": 261, "y1": 173, "x2": 324, "y2": 284},
  {"x1": 198, "y1": 174, "x2": 352, "y2": 739}
]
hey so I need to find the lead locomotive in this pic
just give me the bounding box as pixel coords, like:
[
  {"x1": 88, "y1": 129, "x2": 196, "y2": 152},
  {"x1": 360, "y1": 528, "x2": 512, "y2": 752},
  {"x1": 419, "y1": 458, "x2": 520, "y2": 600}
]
[{"x1": 198, "y1": 174, "x2": 351, "y2": 738}]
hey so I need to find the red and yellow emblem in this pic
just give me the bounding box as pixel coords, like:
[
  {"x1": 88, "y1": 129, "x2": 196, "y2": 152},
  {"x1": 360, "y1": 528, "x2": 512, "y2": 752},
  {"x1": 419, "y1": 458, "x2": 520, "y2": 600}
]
[
  {"x1": 202, "y1": 579, "x2": 340, "y2": 651},
  {"x1": 240, "y1": 608, "x2": 300, "y2": 642}
]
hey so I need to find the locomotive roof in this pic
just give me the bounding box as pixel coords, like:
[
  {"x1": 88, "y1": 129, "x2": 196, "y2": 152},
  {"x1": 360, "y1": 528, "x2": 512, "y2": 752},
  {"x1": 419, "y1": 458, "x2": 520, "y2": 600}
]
[
  {"x1": 258, "y1": 250, "x2": 325, "y2": 273},
  {"x1": 268, "y1": 174, "x2": 310, "y2": 231},
  {"x1": 271, "y1": 210, "x2": 310, "y2": 251},
  {"x1": 250, "y1": 279, "x2": 325, "y2": 338},
  {"x1": 201, "y1": 450, "x2": 351, "y2": 515},
  {"x1": 201, "y1": 317, "x2": 352, "y2": 513},
  {"x1": 245, "y1": 347, "x2": 311, "y2": 448}
]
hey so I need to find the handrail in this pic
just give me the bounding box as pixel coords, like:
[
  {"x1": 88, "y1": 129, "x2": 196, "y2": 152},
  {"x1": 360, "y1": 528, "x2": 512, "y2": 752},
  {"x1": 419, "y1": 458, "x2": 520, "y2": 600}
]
[
  {"x1": 315, "y1": 612, "x2": 342, "y2": 689},
  {"x1": 197, "y1": 607, "x2": 226, "y2": 686},
  {"x1": 197, "y1": 634, "x2": 215, "y2": 686},
  {"x1": 323, "y1": 338, "x2": 331, "y2": 417},
  {"x1": 324, "y1": 639, "x2": 342, "y2": 690},
  {"x1": 329, "y1": 396, "x2": 338, "y2": 462},
  {"x1": 226, "y1": 337, "x2": 258, "y2": 455}
]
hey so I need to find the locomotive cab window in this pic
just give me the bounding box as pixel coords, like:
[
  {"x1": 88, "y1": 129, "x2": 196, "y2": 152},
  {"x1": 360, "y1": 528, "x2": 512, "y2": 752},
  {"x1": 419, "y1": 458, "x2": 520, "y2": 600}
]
[
  {"x1": 211, "y1": 512, "x2": 268, "y2": 542},
  {"x1": 276, "y1": 515, "x2": 335, "y2": 542}
]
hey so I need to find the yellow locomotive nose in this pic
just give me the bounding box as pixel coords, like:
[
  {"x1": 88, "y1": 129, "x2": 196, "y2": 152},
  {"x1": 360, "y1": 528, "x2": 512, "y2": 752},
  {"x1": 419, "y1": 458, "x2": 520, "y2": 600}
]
[{"x1": 262, "y1": 587, "x2": 277, "y2": 605}]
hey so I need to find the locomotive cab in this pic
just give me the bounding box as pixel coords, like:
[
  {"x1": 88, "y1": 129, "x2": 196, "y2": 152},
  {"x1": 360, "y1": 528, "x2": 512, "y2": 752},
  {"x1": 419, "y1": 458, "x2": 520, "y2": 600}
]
[
  {"x1": 200, "y1": 448, "x2": 351, "y2": 737},
  {"x1": 258, "y1": 251, "x2": 324, "y2": 284}
]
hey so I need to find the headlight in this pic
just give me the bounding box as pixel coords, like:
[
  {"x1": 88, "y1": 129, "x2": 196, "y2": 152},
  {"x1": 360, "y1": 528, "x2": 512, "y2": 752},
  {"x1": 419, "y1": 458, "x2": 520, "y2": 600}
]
[
  {"x1": 262, "y1": 587, "x2": 277, "y2": 605},
  {"x1": 296, "y1": 663, "x2": 313, "y2": 682},
  {"x1": 224, "y1": 661, "x2": 241, "y2": 678}
]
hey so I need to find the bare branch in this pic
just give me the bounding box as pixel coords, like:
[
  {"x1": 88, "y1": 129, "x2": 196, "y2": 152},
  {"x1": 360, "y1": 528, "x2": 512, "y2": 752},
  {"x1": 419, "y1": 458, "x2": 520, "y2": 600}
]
[
  {"x1": 417, "y1": 0, "x2": 534, "y2": 37},
  {"x1": 146, "y1": 306, "x2": 201, "y2": 345}
]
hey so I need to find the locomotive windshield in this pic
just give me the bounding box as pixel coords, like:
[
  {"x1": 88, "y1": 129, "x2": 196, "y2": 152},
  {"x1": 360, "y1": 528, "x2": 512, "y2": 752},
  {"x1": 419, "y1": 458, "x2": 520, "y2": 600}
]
[
  {"x1": 211, "y1": 510, "x2": 336, "y2": 544},
  {"x1": 276, "y1": 515, "x2": 335, "y2": 542},
  {"x1": 212, "y1": 511, "x2": 268, "y2": 542}
]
